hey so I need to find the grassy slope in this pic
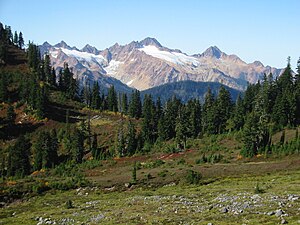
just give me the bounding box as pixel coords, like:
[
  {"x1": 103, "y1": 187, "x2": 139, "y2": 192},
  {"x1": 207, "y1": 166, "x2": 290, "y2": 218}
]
[
  {"x1": 1, "y1": 169, "x2": 300, "y2": 224},
  {"x1": 1, "y1": 126, "x2": 300, "y2": 224},
  {"x1": 1, "y1": 45, "x2": 300, "y2": 224}
]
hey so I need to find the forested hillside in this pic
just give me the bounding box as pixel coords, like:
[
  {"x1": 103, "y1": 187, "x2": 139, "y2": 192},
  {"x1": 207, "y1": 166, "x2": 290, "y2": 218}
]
[
  {"x1": 0, "y1": 22, "x2": 300, "y2": 203},
  {"x1": 141, "y1": 80, "x2": 241, "y2": 104}
]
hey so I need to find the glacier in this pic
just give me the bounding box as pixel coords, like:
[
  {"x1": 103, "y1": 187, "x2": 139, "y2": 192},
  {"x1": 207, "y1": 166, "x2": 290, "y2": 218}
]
[{"x1": 139, "y1": 45, "x2": 199, "y2": 66}]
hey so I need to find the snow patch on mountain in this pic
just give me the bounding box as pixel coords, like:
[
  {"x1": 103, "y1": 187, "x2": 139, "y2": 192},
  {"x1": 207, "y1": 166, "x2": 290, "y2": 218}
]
[
  {"x1": 104, "y1": 60, "x2": 123, "y2": 75},
  {"x1": 139, "y1": 45, "x2": 199, "y2": 66},
  {"x1": 126, "y1": 79, "x2": 135, "y2": 86},
  {"x1": 50, "y1": 50, "x2": 59, "y2": 59},
  {"x1": 60, "y1": 48, "x2": 106, "y2": 65}
]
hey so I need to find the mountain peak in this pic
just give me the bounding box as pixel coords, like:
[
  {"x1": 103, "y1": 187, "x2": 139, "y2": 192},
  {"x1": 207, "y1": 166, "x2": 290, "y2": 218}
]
[
  {"x1": 82, "y1": 44, "x2": 99, "y2": 54},
  {"x1": 42, "y1": 41, "x2": 51, "y2": 47},
  {"x1": 251, "y1": 60, "x2": 264, "y2": 67},
  {"x1": 54, "y1": 40, "x2": 71, "y2": 49},
  {"x1": 139, "y1": 37, "x2": 162, "y2": 48},
  {"x1": 202, "y1": 46, "x2": 223, "y2": 58}
]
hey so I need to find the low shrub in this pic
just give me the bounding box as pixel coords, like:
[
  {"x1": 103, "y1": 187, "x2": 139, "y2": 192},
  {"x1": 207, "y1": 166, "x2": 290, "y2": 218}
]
[
  {"x1": 195, "y1": 153, "x2": 222, "y2": 164},
  {"x1": 185, "y1": 169, "x2": 202, "y2": 185},
  {"x1": 177, "y1": 158, "x2": 186, "y2": 165},
  {"x1": 142, "y1": 159, "x2": 165, "y2": 169},
  {"x1": 158, "y1": 170, "x2": 168, "y2": 177},
  {"x1": 65, "y1": 200, "x2": 73, "y2": 209},
  {"x1": 254, "y1": 183, "x2": 265, "y2": 194}
]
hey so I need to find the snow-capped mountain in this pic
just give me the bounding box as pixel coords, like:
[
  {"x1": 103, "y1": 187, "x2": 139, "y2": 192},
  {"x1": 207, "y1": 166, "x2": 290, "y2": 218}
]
[
  {"x1": 40, "y1": 38, "x2": 282, "y2": 92},
  {"x1": 39, "y1": 41, "x2": 132, "y2": 93}
]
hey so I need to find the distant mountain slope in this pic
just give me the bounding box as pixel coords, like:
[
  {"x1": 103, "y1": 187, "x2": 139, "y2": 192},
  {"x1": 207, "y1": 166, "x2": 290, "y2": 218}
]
[
  {"x1": 40, "y1": 38, "x2": 282, "y2": 93},
  {"x1": 39, "y1": 41, "x2": 133, "y2": 94},
  {"x1": 141, "y1": 80, "x2": 241, "y2": 104}
]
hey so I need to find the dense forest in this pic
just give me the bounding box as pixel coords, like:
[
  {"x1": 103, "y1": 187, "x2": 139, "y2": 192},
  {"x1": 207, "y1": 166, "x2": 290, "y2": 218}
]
[{"x1": 0, "y1": 22, "x2": 300, "y2": 179}]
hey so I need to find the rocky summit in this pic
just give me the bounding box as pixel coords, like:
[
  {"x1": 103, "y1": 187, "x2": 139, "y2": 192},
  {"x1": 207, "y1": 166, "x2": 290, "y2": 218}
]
[{"x1": 40, "y1": 37, "x2": 282, "y2": 91}]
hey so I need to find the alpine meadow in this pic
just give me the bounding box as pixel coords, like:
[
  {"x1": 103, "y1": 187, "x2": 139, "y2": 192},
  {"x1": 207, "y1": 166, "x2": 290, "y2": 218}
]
[{"x1": 1, "y1": 1, "x2": 300, "y2": 224}]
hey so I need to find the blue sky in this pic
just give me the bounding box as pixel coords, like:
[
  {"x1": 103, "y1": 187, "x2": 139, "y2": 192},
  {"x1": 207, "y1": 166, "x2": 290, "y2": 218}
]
[{"x1": 0, "y1": 0, "x2": 299, "y2": 68}]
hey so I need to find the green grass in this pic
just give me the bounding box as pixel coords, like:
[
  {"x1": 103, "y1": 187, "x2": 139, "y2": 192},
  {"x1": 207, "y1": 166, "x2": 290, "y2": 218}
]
[{"x1": 1, "y1": 169, "x2": 300, "y2": 224}]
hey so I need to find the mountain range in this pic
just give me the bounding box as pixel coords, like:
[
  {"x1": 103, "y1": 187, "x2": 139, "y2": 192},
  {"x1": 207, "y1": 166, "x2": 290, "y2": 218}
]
[{"x1": 39, "y1": 37, "x2": 282, "y2": 96}]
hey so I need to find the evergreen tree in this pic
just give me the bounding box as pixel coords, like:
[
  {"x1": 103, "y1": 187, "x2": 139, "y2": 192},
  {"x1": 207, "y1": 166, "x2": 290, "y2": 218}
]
[
  {"x1": 0, "y1": 23, "x2": 7, "y2": 62},
  {"x1": 116, "y1": 127, "x2": 126, "y2": 156},
  {"x1": 157, "y1": 113, "x2": 168, "y2": 142},
  {"x1": 6, "y1": 104, "x2": 16, "y2": 123},
  {"x1": 242, "y1": 112, "x2": 259, "y2": 157},
  {"x1": 33, "y1": 131, "x2": 47, "y2": 170},
  {"x1": 0, "y1": 22, "x2": 4, "y2": 41},
  {"x1": 44, "y1": 54, "x2": 52, "y2": 83},
  {"x1": 128, "y1": 90, "x2": 142, "y2": 119},
  {"x1": 202, "y1": 87, "x2": 216, "y2": 134},
  {"x1": 27, "y1": 42, "x2": 41, "y2": 71},
  {"x1": 295, "y1": 58, "x2": 300, "y2": 125},
  {"x1": 91, "y1": 81, "x2": 101, "y2": 109},
  {"x1": 49, "y1": 129, "x2": 59, "y2": 166},
  {"x1": 175, "y1": 106, "x2": 189, "y2": 150},
  {"x1": 121, "y1": 93, "x2": 128, "y2": 114},
  {"x1": 73, "y1": 129, "x2": 84, "y2": 163},
  {"x1": 57, "y1": 69, "x2": 63, "y2": 89},
  {"x1": 141, "y1": 95, "x2": 156, "y2": 144},
  {"x1": 34, "y1": 130, "x2": 58, "y2": 170},
  {"x1": 107, "y1": 85, "x2": 118, "y2": 112},
  {"x1": 187, "y1": 99, "x2": 202, "y2": 138},
  {"x1": 101, "y1": 93, "x2": 107, "y2": 110},
  {"x1": 156, "y1": 97, "x2": 163, "y2": 120},
  {"x1": 61, "y1": 63, "x2": 78, "y2": 100},
  {"x1": 18, "y1": 32, "x2": 24, "y2": 49},
  {"x1": 215, "y1": 86, "x2": 233, "y2": 134},
  {"x1": 7, "y1": 135, "x2": 31, "y2": 177},
  {"x1": 82, "y1": 82, "x2": 91, "y2": 107},
  {"x1": 35, "y1": 85, "x2": 47, "y2": 119},
  {"x1": 0, "y1": 73, "x2": 8, "y2": 102},
  {"x1": 91, "y1": 133, "x2": 98, "y2": 159},
  {"x1": 5, "y1": 25, "x2": 12, "y2": 44},
  {"x1": 232, "y1": 94, "x2": 244, "y2": 130},
  {"x1": 13, "y1": 31, "x2": 18, "y2": 46},
  {"x1": 0, "y1": 41, "x2": 7, "y2": 63},
  {"x1": 272, "y1": 60, "x2": 296, "y2": 127},
  {"x1": 242, "y1": 88, "x2": 271, "y2": 157},
  {"x1": 127, "y1": 120, "x2": 137, "y2": 156},
  {"x1": 164, "y1": 97, "x2": 181, "y2": 139},
  {"x1": 243, "y1": 83, "x2": 260, "y2": 114},
  {"x1": 50, "y1": 67, "x2": 56, "y2": 86}
]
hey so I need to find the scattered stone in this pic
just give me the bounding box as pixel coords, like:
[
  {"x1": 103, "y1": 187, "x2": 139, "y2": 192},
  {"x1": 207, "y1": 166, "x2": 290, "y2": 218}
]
[
  {"x1": 243, "y1": 203, "x2": 250, "y2": 208},
  {"x1": 275, "y1": 209, "x2": 284, "y2": 217},
  {"x1": 90, "y1": 214, "x2": 105, "y2": 222},
  {"x1": 281, "y1": 218, "x2": 288, "y2": 224},
  {"x1": 104, "y1": 186, "x2": 115, "y2": 191},
  {"x1": 288, "y1": 194, "x2": 299, "y2": 202},
  {"x1": 220, "y1": 207, "x2": 228, "y2": 213},
  {"x1": 279, "y1": 202, "x2": 285, "y2": 207},
  {"x1": 125, "y1": 183, "x2": 131, "y2": 188},
  {"x1": 207, "y1": 223, "x2": 213, "y2": 225},
  {"x1": 164, "y1": 182, "x2": 176, "y2": 187},
  {"x1": 267, "y1": 211, "x2": 275, "y2": 216},
  {"x1": 12, "y1": 212, "x2": 16, "y2": 216}
]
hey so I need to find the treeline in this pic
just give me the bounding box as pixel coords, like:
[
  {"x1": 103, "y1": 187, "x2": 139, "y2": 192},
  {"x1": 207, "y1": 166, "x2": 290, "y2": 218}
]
[
  {"x1": 107, "y1": 59, "x2": 300, "y2": 158},
  {"x1": 1, "y1": 22, "x2": 300, "y2": 178},
  {"x1": 241, "y1": 58, "x2": 300, "y2": 157},
  {"x1": 0, "y1": 22, "x2": 24, "y2": 64}
]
